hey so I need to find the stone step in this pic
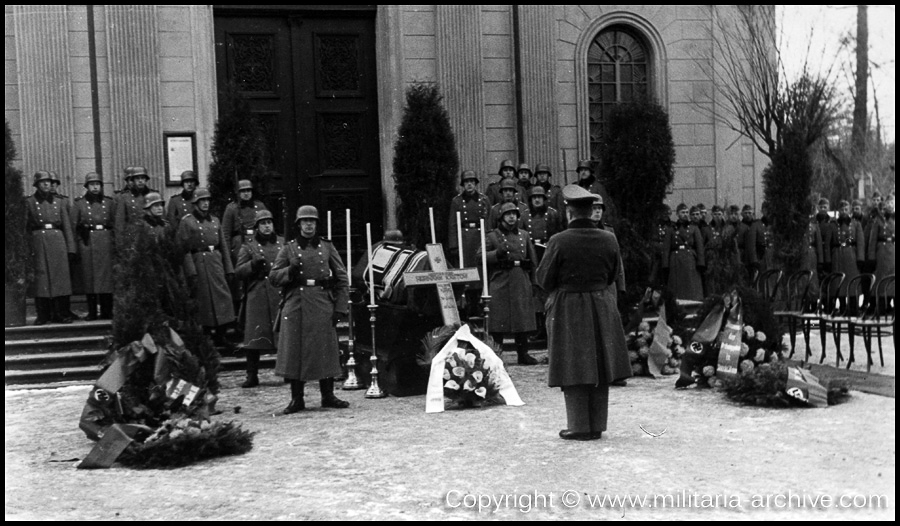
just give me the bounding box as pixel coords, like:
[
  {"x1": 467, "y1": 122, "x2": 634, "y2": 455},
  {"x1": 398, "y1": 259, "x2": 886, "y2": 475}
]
[
  {"x1": 5, "y1": 349, "x2": 108, "y2": 370},
  {"x1": 4, "y1": 365, "x2": 103, "y2": 386},
  {"x1": 5, "y1": 320, "x2": 112, "y2": 341},
  {"x1": 5, "y1": 335, "x2": 109, "y2": 356}
]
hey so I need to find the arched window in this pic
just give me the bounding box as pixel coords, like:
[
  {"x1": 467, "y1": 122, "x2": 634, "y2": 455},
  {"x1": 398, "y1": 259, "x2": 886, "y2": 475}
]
[{"x1": 587, "y1": 27, "x2": 650, "y2": 161}]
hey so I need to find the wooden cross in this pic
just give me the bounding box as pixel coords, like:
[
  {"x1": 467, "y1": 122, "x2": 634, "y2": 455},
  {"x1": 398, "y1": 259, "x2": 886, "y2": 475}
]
[{"x1": 402, "y1": 243, "x2": 480, "y2": 326}]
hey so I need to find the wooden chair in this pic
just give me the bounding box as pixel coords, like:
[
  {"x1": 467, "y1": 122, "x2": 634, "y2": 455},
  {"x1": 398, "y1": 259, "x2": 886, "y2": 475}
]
[
  {"x1": 793, "y1": 272, "x2": 845, "y2": 364},
  {"x1": 848, "y1": 276, "x2": 895, "y2": 372},
  {"x1": 819, "y1": 273, "x2": 874, "y2": 368},
  {"x1": 753, "y1": 268, "x2": 784, "y2": 302},
  {"x1": 772, "y1": 270, "x2": 812, "y2": 358}
]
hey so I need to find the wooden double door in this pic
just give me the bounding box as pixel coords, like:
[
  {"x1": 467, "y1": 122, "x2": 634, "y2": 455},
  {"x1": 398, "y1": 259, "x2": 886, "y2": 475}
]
[{"x1": 214, "y1": 7, "x2": 381, "y2": 241}]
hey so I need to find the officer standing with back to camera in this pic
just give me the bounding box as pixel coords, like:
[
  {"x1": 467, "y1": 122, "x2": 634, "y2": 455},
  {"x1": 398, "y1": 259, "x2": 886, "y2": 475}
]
[
  {"x1": 270, "y1": 205, "x2": 350, "y2": 414},
  {"x1": 536, "y1": 184, "x2": 632, "y2": 441}
]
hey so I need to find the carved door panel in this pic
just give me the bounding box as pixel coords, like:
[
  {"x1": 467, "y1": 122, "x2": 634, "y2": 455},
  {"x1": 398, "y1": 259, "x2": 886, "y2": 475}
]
[{"x1": 214, "y1": 11, "x2": 381, "y2": 242}]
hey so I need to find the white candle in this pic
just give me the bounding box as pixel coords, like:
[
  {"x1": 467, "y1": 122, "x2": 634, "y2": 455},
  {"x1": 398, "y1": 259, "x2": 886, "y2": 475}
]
[
  {"x1": 456, "y1": 211, "x2": 464, "y2": 268},
  {"x1": 346, "y1": 209, "x2": 351, "y2": 287},
  {"x1": 366, "y1": 222, "x2": 375, "y2": 306},
  {"x1": 480, "y1": 218, "x2": 489, "y2": 295},
  {"x1": 327, "y1": 210, "x2": 332, "y2": 240},
  {"x1": 429, "y1": 207, "x2": 436, "y2": 244}
]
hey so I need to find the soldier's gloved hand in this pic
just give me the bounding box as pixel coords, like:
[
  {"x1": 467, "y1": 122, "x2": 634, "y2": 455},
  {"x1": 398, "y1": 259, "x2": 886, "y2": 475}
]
[
  {"x1": 252, "y1": 257, "x2": 266, "y2": 273},
  {"x1": 496, "y1": 245, "x2": 510, "y2": 260},
  {"x1": 331, "y1": 311, "x2": 344, "y2": 327}
]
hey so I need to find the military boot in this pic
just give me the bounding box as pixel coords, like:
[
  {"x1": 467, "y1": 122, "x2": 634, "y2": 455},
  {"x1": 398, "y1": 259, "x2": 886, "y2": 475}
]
[
  {"x1": 283, "y1": 380, "x2": 305, "y2": 414},
  {"x1": 320, "y1": 378, "x2": 350, "y2": 408},
  {"x1": 85, "y1": 294, "x2": 99, "y2": 321},
  {"x1": 515, "y1": 335, "x2": 538, "y2": 365},
  {"x1": 241, "y1": 350, "x2": 260, "y2": 388},
  {"x1": 33, "y1": 298, "x2": 52, "y2": 326}
]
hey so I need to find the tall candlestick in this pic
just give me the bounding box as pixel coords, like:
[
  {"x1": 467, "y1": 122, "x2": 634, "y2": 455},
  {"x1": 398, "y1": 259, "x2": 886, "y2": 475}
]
[
  {"x1": 366, "y1": 223, "x2": 375, "y2": 306},
  {"x1": 456, "y1": 211, "x2": 464, "y2": 268},
  {"x1": 346, "y1": 209, "x2": 351, "y2": 287},
  {"x1": 480, "y1": 218, "x2": 489, "y2": 295},
  {"x1": 429, "y1": 207, "x2": 436, "y2": 244},
  {"x1": 327, "y1": 210, "x2": 332, "y2": 240}
]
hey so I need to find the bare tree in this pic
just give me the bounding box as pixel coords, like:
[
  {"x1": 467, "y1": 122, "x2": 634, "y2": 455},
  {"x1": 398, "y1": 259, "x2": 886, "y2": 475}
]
[{"x1": 850, "y1": 5, "x2": 868, "y2": 189}]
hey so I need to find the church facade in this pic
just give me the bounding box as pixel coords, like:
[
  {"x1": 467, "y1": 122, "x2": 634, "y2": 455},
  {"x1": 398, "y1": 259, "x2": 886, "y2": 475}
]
[{"x1": 6, "y1": 5, "x2": 767, "y2": 232}]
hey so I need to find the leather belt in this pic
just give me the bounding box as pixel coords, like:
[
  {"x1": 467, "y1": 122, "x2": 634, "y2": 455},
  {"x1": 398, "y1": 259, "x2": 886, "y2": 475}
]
[
  {"x1": 33, "y1": 223, "x2": 60, "y2": 231},
  {"x1": 673, "y1": 244, "x2": 688, "y2": 251},
  {"x1": 91, "y1": 225, "x2": 107, "y2": 231},
  {"x1": 497, "y1": 260, "x2": 532, "y2": 270},
  {"x1": 299, "y1": 277, "x2": 335, "y2": 288},
  {"x1": 880, "y1": 236, "x2": 894, "y2": 243},
  {"x1": 463, "y1": 222, "x2": 478, "y2": 228},
  {"x1": 192, "y1": 245, "x2": 218, "y2": 253},
  {"x1": 838, "y1": 242, "x2": 856, "y2": 247}
]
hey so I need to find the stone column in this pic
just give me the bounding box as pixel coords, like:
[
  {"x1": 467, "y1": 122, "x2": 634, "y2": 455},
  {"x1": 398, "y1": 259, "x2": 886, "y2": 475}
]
[
  {"x1": 14, "y1": 5, "x2": 78, "y2": 194},
  {"x1": 190, "y1": 5, "x2": 217, "y2": 187},
  {"x1": 436, "y1": 5, "x2": 485, "y2": 177},
  {"x1": 105, "y1": 5, "x2": 163, "y2": 189},
  {"x1": 376, "y1": 6, "x2": 404, "y2": 229},
  {"x1": 516, "y1": 5, "x2": 559, "y2": 172}
]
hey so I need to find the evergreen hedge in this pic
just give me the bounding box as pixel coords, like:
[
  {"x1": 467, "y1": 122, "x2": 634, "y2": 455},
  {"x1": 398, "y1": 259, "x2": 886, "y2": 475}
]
[
  {"x1": 392, "y1": 83, "x2": 459, "y2": 249},
  {"x1": 208, "y1": 84, "x2": 269, "y2": 219},
  {"x1": 5, "y1": 119, "x2": 29, "y2": 294}
]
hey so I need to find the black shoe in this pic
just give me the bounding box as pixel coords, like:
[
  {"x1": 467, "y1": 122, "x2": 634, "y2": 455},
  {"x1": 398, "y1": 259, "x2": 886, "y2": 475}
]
[
  {"x1": 52, "y1": 316, "x2": 74, "y2": 324},
  {"x1": 85, "y1": 313, "x2": 99, "y2": 321},
  {"x1": 321, "y1": 395, "x2": 350, "y2": 409},
  {"x1": 517, "y1": 353, "x2": 539, "y2": 365},
  {"x1": 241, "y1": 375, "x2": 259, "y2": 388},
  {"x1": 34, "y1": 317, "x2": 49, "y2": 326},
  {"x1": 559, "y1": 430, "x2": 594, "y2": 441},
  {"x1": 611, "y1": 379, "x2": 627, "y2": 387},
  {"x1": 283, "y1": 398, "x2": 306, "y2": 414},
  {"x1": 590, "y1": 431, "x2": 604, "y2": 440}
]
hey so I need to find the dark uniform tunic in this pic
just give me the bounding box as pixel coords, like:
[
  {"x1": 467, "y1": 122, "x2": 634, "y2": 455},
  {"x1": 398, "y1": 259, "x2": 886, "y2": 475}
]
[
  {"x1": 177, "y1": 210, "x2": 235, "y2": 327},
  {"x1": 534, "y1": 181, "x2": 564, "y2": 217},
  {"x1": 270, "y1": 237, "x2": 349, "y2": 381},
  {"x1": 648, "y1": 219, "x2": 672, "y2": 286},
  {"x1": 824, "y1": 217, "x2": 865, "y2": 297},
  {"x1": 734, "y1": 219, "x2": 752, "y2": 266},
  {"x1": 165, "y1": 190, "x2": 195, "y2": 227},
  {"x1": 222, "y1": 199, "x2": 268, "y2": 264},
  {"x1": 536, "y1": 218, "x2": 632, "y2": 388},
  {"x1": 477, "y1": 223, "x2": 538, "y2": 333},
  {"x1": 25, "y1": 192, "x2": 76, "y2": 297},
  {"x1": 801, "y1": 220, "x2": 824, "y2": 297},
  {"x1": 448, "y1": 191, "x2": 491, "y2": 271},
  {"x1": 663, "y1": 220, "x2": 705, "y2": 301},
  {"x1": 142, "y1": 214, "x2": 170, "y2": 242},
  {"x1": 71, "y1": 194, "x2": 115, "y2": 294},
  {"x1": 235, "y1": 233, "x2": 284, "y2": 350},
  {"x1": 115, "y1": 187, "x2": 155, "y2": 231},
  {"x1": 521, "y1": 205, "x2": 563, "y2": 264},
  {"x1": 745, "y1": 218, "x2": 775, "y2": 276},
  {"x1": 486, "y1": 178, "x2": 523, "y2": 206},
  {"x1": 866, "y1": 212, "x2": 895, "y2": 293},
  {"x1": 488, "y1": 201, "x2": 529, "y2": 230}
]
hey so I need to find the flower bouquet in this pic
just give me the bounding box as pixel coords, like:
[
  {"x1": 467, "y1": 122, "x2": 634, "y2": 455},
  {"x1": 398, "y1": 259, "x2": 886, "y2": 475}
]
[
  {"x1": 425, "y1": 324, "x2": 524, "y2": 413},
  {"x1": 625, "y1": 321, "x2": 684, "y2": 376},
  {"x1": 442, "y1": 344, "x2": 500, "y2": 408},
  {"x1": 117, "y1": 416, "x2": 253, "y2": 469}
]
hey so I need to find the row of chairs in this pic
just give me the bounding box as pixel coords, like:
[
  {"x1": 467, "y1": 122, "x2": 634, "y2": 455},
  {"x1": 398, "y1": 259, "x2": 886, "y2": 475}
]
[{"x1": 754, "y1": 269, "x2": 895, "y2": 372}]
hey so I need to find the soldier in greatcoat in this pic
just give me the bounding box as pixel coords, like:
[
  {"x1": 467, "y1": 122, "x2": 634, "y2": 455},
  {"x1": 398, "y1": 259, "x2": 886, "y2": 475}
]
[
  {"x1": 815, "y1": 197, "x2": 836, "y2": 274},
  {"x1": 25, "y1": 171, "x2": 77, "y2": 324},
  {"x1": 141, "y1": 192, "x2": 169, "y2": 242},
  {"x1": 476, "y1": 202, "x2": 540, "y2": 365},
  {"x1": 71, "y1": 172, "x2": 115, "y2": 320},
  {"x1": 165, "y1": 170, "x2": 198, "y2": 227},
  {"x1": 532, "y1": 163, "x2": 564, "y2": 216},
  {"x1": 486, "y1": 159, "x2": 518, "y2": 206},
  {"x1": 648, "y1": 205, "x2": 672, "y2": 287},
  {"x1": 801, "y1": 205, "x2": 825, "y2": 298},
  {"x1": 448, "y1": 170, "x2": 491, "y2": 317},
  {"x1": 575, "y1": 159, "x2": 611, "y2": 215},
  {"x1": 488, "y1": 178, "x2": 529, "y2": 229},
  {"x1": 521, "y1": 186, "x2": 563, "y2": 340},
  {"x1": 270, "y1": 205, "x2": 350, "y2": 414},
  {"x1": 867, "y1": 195, "x2": 895, "y2": 308},
  {"x1": 222, "y1": 179, "x2": 269, "y2": 317},
  {"x1": 115, "y1": 166, "x2": 156, "y2": 231},
  {"x1": 663, "y1": 203, "x2": 705, "y2": 301},
  {"x1": 824, "y1": 200, "x2": 865, "y2": 300},
  {"x1": 235, "y1": 210, "x2": 284, "y2": 388},
  {"x1": 514, "y1": 163, "x2": 534, "y2": 205},
  {"x1": 535, "y1": 184, "x2": 632, "y2": 441},
  {"x1": 176, "y1": 188, "x2": 236, "y2": 340},
  {"x1": 49, "y1": 171, "x2": 81, "y2": 320},
  {"x1": 745, "y1": 202, "x2": 775, "y2": 281}
]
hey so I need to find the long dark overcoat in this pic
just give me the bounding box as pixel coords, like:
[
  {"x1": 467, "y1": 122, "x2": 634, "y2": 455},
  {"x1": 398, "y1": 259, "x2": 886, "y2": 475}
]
[
  {"x1": 663, "y1": 221, "x2": 705, "y2": 301},
  {"x1": 25, "y1": 193, "x2": 76, "y2": 297},
  {"x1": 867, "y1": 213, "x2": 895, "y2": 293},
  {"x1": 535, "y1": 218, "x2": 632, "y2": 387},
  {"x1": 115, "y1": 187, "x2": 153, "y2": 230},
  {"x1": 177, "y1": 211, "x2": 235, "y2": 327},
  {"x1": 800, "y1": 220, "x2": 824, "y2": 297},
  {"x1": 270, "y1": 237, "x2": 349, "y2": 381},
  {"x1": 71, "y1": 194, "x2": 115, "y2": 294},
  {"x1": 222, "y1": 199, "x2": 268, "y2": 264},
  {"x1": 825, "y1": 218, "x2": 865, "y2": 296},
  {"x1": 447, "y1": 191, "x2": 491, "y2": 276},
  {"x1": 165, "y1": 190, "x2": 194, "y2": 227},
  {"x1": 476, "y1": 224, "x2": 538, "y2": 333},
  {"x1": 235, "y1": 234, "x2": 284, "y2": 350}
]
